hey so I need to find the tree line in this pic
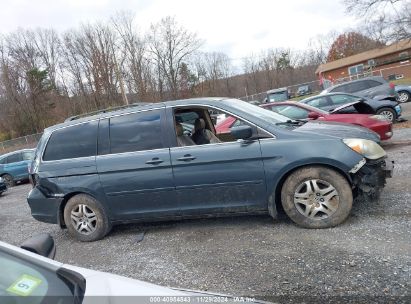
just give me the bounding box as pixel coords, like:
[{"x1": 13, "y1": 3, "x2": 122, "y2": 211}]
[{"x1": 0, "y1": 0, "x2": 409, "y2": 139}]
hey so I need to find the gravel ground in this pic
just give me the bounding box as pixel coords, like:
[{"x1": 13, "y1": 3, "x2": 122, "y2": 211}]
[{"x1": 0, "y1": 145, "x2": 410, "y2": 303}]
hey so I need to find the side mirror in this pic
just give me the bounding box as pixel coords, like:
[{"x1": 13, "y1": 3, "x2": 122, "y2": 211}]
[
  {"x1": 230, "y1": 125, "x2": 253, "y2": 140},
  {"x1": 308, "y1": 112, "x2": 320, "y2": 120},
  {"x1": 21, "y1": 233, "x2": 56, "y2": 259}
]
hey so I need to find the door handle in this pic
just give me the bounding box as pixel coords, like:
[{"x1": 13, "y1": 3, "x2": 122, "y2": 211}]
[
  {"x1": 146, "y1": 158, "x2": 164, "y2": 165},
  {"x1": 177, "y1": 154, "x2": 196, "y2": 162}
]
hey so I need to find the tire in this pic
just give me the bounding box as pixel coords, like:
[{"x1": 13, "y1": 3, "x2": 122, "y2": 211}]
[
  {"x1": 397, "y1": 91, "x2": 410, "y2": 103},
  {"x1": 376, "y1": 107, "x2": 396, "y2": 123},
  {"x1": 63, "y1": 194, "x2": 111, "y2": 242},
  {"x1": 280, "y1": 166, "x2": 353, "y2": 229},
  {"x1": 2, "y1": 174, "x2": 14, "y2": 187}
]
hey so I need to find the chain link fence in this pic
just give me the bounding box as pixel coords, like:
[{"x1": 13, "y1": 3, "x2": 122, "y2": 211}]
[{"x1": 0, "y1": 133, "x2": 43, "y2": 154}]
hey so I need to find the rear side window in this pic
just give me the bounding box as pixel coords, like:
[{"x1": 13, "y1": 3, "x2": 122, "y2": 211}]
[
  {"x1": 6, "y1": 153, "x2": 22, "y2": 163},
  {"x1": 43, "y1": 122, "x2": 98, "y2": 161},
  {"x1": 365, "y1": 80, "x2": 382, "y2": 88},
  {"x1": 22, "y1": 151, "x2": 34, "y2": 160},
  {"x1": 109, "y1": 110, "x2": 163, "y2": 154}
]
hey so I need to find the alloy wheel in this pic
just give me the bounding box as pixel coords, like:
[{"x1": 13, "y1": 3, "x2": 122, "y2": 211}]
[
  {"x1": 379, "y1": 110, "x2": 394, "y2": 122},
  {"x1": 397, "y1": 92, "x2": 409, "y2": 103},
  {"x1": 70, "y1": 204, "x2": 97, "y2": 235},
  {"x1": 294, "y1": 179, "x2": 339, "y2": 220}
]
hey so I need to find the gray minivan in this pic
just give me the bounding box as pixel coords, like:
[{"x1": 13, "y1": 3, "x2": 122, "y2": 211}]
[{"x1": 27, "y1": 98, "x2": 393, "y2": 241}]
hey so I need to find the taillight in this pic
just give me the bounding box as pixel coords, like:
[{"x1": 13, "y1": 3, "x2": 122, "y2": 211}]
[{"x1": 389, "y1": 82, "x2": 395, "y2": 88}]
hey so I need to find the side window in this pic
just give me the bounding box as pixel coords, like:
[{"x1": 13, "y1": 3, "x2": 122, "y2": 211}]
[
  {"x1": 43, "y1": 121, "x2": 98, "y2": 161},
  {"x1": 22, "y1": 151, "x2": 34, "y2": 160},
  {"x1": 329, "y1": 94, "x2": 357, "y2": 105},
  {"x1": 109, "y1": 110, "x2": 163, "y2": 154},
  {"x1": 349, "y1": 81, "x2": 369, "y2": 93},
  {"x1": 330, "y1": 84, "x2": 349, "y2": 93},
  {"x1": 0, "y1": 157, "x2": 6, "y2": 164},
  {"x1": 6, "y1": 153, "x2": 22, "y2": 163},
  {"x1": 366, "y1": 80, "x2": 382, "y2": 88}
]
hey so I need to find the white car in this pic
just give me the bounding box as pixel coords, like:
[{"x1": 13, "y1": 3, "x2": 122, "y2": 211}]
[{"x1": 0, "y1": 234, "x2": 260, "y2": 304}]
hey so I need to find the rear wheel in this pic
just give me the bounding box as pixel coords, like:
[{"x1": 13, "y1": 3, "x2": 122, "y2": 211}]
[
  {"x1": 397, "y1": 91, "x2": 410, "y2": 103},
  {"x1": 281, "y1": 166, "x2": 353, "y2": 229},
  {"x1": 376, "y1": 107, "x2": 396, "y2": 122},
  {"x1": 2, "y1": 174, "x2": 14, "y2": 187},
  {"x1": 63, "y1": 194, "x2": 111, "y2": 242}
]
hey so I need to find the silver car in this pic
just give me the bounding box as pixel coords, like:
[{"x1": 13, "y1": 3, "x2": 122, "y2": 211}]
[{"x1": 321, "y1": 76, "x2": 396, "y2": 99}]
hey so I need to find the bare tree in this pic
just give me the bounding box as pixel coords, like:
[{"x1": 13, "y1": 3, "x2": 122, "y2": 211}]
[
  {"x1": 147, "y1": 16, "x2": 203, "y2": 99},
  {"x1": 344, "y1": 0, "x2": 410, "y2": 41}
]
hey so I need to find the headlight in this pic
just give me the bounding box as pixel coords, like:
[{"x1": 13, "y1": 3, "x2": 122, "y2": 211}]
[
  {"x1": 370, "y1": 114, "x2": 390, "y2": 121},
  {"x1": 343, "y1": 138, "x2": 386, "y2": 160}
]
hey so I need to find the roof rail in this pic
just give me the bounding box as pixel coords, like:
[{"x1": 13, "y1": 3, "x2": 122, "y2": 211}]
[{"x1": 64, "y1": 102, "x2": 153, "y2": 122}]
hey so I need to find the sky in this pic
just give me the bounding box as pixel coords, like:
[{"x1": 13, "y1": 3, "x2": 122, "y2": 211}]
[{"x1": 0, "y1": 0, "x2": 358, "y2": 65}]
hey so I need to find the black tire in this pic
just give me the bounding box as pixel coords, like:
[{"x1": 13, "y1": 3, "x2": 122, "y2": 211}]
[
  {"x1": 63, "y1": 194, "x2": 111, "y2": 242},
  {"x1": 376, "y1": 107, "x2": 396, "y2": 122},
  {"x1": 281, "y1": 166, "x2": 353, "y2": 229},
  {"x1": 2, "y1": 174, "x2": 14, "y2": 187},
  {"x1": 397, "y1": 90, "x2": 410, "y2": 103}
]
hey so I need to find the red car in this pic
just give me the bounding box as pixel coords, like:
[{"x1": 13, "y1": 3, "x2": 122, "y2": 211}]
[{"x1": 216, "y1": 101, "x2": 393, "y2": 140}]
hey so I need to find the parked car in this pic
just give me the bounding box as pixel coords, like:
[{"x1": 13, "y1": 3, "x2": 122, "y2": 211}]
[
  {"x1": 296, "y1": 85, "x2": 312, "y2": 96},
  {"x1": 0, "y1": 176, "x2": 7, "y2": 195},
  {"x1": 0, "y1": 234, "x2": 245, "y2": 303},
  {"x1": 0, "y1": 149, "x2": 35, "y2": 187},
  {"x1": 395, "y1": 84, "x2": 411, "y2": 103},
  {"x1": 263, "y1": 101, "x2": 393, "y2": 140},
  {"x1": 264, "y1": 87, "x2": 292, "y2": 102},
  {"x1": 300, "y1": 93, "x2": 402, "y2": 122},
  {"x1": 28, "y1": 98, "x2": 393, "y2": 241},
  {"x1": 320, "y1": 76, "x2": 396, "y2": 99},
  {"x1": 216, "y1": 105, "x2": 381, "y2": 143}
]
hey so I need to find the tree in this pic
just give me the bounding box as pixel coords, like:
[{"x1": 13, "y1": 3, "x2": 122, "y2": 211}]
[
  {"x1": 344, "y1": 0, "x2": 410, "y2": 42},
  {"x1": 326, "y1": 32, "x2": 384, "y2": 62},
  {"x1": 147, "y1": 16, "x2": 202, "y2": 99}
]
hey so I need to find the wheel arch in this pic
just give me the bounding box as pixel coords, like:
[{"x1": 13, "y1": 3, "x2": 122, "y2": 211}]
[{"x1": 270, "y1": 162, "x2": 352, "y2": 214}]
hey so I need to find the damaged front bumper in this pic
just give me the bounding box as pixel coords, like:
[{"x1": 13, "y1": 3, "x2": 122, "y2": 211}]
[{"x1": 351, "y1": 157, "x2": 394, "y2": 198}]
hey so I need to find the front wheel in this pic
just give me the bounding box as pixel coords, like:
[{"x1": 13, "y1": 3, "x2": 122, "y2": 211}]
[
  {"x1": 64, "y1": 194, "x2": 111, "y2": 242},
  {"x1": 281, "y1": 166, "x2": 353, "y2": 229},
  {"x1": 376, "y1": 107, "x2": 396, "y2": 122}
]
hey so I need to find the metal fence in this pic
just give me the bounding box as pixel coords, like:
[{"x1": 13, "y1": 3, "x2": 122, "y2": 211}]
[{"x1": 0, "y1": 133, "x2": 43, "y2": 154}]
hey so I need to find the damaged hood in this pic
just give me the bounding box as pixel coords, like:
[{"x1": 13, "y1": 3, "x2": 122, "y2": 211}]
[{"x1": 293, "y1": 120, "x2": 380, "y2": 143}]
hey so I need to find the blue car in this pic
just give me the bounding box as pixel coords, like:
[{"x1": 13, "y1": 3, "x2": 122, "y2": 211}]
[{"x1": 0, "y1": 149, "x2": 35, "y2": 187}]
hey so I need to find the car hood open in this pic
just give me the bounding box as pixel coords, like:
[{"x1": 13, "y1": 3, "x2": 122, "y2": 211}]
[
  {"x1": 330, "y1": 100, "x2": 374, "y2": 114},
  {"x1": 294, "y1": 120, "x2": 380, "y2": 143}
]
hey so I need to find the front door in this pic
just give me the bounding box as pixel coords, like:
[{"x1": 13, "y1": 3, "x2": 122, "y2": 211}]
[
  {"x1": 96, "y1": 109, "x2": 178, "y2": 221},
  {"x1": 169, "y1": 107, "x2": 267, "y2": 215}
]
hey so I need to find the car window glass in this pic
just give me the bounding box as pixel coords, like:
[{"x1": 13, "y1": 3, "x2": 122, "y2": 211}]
[
  {"x1": 22, "y1": 151, "x2": 34, "y2": 160},
  {"x1": 329, "y1": 94, "x2": 357, "y2": 105},
  {"x1": 271, "y1": 105, "x2": 309, "y2": 119},
  {"x1": 366, "y1": 80, "x2": 382, "y2": 88},
  {"x1": 6, "y1": 153, "x2": 22, "y2": 163},
  {"x1": 0, "y1": 250, "x2": 75, "y2": 303},
  {"x1": 306, "y1": 97, "x2": 329, "y2": 108},
  {"x1": 110, "y1": 110, "x2": 163, "y2": 154},
  {"x1": 43, "y1": 121, "x2": 98, "y2": 161},
  {"x1": 0, "y1": 157, "x2": 6, "y2": 164},
  {"x1": 330, "y1": 83, "x2": 348, "y2": 93}
]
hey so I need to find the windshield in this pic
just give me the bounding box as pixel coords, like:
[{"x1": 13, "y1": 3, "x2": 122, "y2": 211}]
[
  {"x1": 0, "y1": 250, "x2": 75, "y2": 304},
  {"x1": 225, "y1": 99, "x2": 289, "y2": 123}
]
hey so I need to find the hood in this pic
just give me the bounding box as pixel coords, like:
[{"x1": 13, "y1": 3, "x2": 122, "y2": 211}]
[
  {"x1": 330, "y1": 100, "x2": 374, "y2": 114},
  {"x1": 293, "y1": 120, "x2": 380, "y2": 143}
]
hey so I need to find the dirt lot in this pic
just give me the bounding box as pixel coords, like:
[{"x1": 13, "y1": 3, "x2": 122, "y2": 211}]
[{"x1": 0, "y1": 144, "x2": 410, "y2": 303}]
